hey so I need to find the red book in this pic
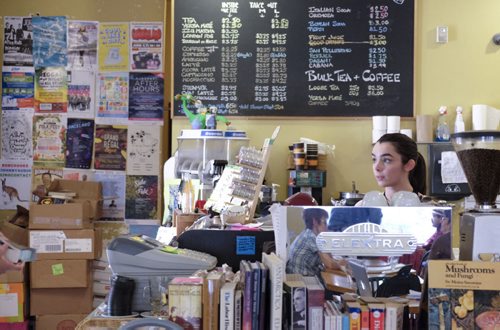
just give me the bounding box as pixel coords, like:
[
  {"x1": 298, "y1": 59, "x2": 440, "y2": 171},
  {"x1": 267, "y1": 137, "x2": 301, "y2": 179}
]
[
  {"x1": 368, "y1": 303, "x2": 385, "y2": 330},
  {"x1": 360, "y1": 305, "x2": 369, "y2": 330}
]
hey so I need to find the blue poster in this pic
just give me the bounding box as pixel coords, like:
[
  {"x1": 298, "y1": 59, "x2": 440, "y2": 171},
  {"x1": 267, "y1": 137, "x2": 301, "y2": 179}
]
[
  {"x1": 128, "y1": 73, "x2": 164, "y2": 122},
  {"x1": 65, "y1": 118, "x2": 95, "y2": 169},
  {"x1": 32, "y1": 16, "x2": 67, "y2": 67},
  {"x1": 1, "y1": 67, "x2": 34, "y2": 110}
]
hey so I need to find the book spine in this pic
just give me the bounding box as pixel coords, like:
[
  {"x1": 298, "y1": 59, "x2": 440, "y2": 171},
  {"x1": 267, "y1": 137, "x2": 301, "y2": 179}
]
[
  {"x1": 258, "y1": 262, "x2": 268, "y2": 330},
  {"x1": 240, "y1": 261, "x2": 253, "y2": 330},
  {"x1": 360, "y1": 306, "x2": 369, "y2": 330},
  {"x1": 369, "y1": 307, "x2": 385, "y2": 330},
  {"x1": 250, "y1": 262, "x2": 261, "y2": 330},
  {"x1": 220, "y1": 284, "x2": 235, "y2": 330},
  {"x1": 262, "y1": 253, "x2": 284, "y2": 330},
  {"x1": 234, "y1": 289, "x2": 243, "y2": 330},
  {"x1": 342, "y1": 313, "x2": 350, "y2": 330},
  {"x1": 308, "y1": 290, "x2": 325, "y2": 330}
]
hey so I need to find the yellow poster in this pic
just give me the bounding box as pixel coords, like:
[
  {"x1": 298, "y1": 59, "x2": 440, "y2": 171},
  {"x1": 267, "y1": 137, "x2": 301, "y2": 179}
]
[{"x1": 98, "y1": 22, "x2": 129, "y2": 72}]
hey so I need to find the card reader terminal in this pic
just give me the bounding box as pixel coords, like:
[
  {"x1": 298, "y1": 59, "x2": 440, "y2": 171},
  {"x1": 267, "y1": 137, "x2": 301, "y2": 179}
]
[{"x1": 107, "y1": 235, "x2": 217, "y2": 276}]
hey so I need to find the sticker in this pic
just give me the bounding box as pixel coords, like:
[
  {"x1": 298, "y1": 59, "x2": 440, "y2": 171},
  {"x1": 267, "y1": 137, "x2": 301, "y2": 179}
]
[
  {"x1": 236, "y1": 236, "x2": 255, "y2": 255},
  {"x1": 64, "y1": 239, "x2": 92, "y2": 253},
  {"x1": 160, "y1": 246, "x2": 178, "y2": 254},
  {"x1": 52, "y1": 263, "x2": 64, "y2": 275}
]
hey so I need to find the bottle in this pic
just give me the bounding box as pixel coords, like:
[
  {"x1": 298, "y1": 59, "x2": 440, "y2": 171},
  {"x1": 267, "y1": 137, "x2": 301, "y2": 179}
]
[
  {"x1": 180, "y1": 174, "x2": 195, "y2": 213},
  {"x1": 454, "y1": 106, "x2": 465, "y2": 133},
  {"x1": 435, "y1": 106, "x2": 450, "y2": 141}
]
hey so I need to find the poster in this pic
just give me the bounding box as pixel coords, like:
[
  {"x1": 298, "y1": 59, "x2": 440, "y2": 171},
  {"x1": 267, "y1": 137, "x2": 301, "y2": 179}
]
[
  {"x1": 32, "y1": 16, "x2": 67, "y2": 67},
  {"x1": 31, "y1": 166, "x2": 63, "y2": 203},
  {"x1": 125, "y1": 175, "x2": 159, "y2": 223},
  {"x1": 67, "y1": 20, "x2": 98, "y2": 71},
  {"x1": 2, "y1": 16, "x2": 33, "y2": 67},
  {"x1": 1, "y1": 66, "x2": 35, "y2": 110},
  {"x1": 98, "y1": 22, "x2": 129, "y2": 72},
  {"x1": 0, "y1": 161, "x2": 32, "y2": 210},
  {"x1": 96, "y1": 72, "x2": 129, "y2": 123},
  {"x1": 127, "y1": 125, "x2": 160, "y2": 175},
  {"x1": 63, "y1": 168, "x2": 95, "y2": 182},
  {"x1": 65, "y1": 118, "x2": 95, "y2": 169},
  {"x1": 129, "y1": 22, "x2": 163, "y2": 72},
  {"x1": 128, "y1": 72, "x2": 164, "y2": 122},
  {"x1": 1, "y1": 111, "x2": 33, "y2": 160},
  {"x1": 94, "y1": 125, "x2": 127, "y2": 171},
  {"x1": 67, "y1": 70, "x2": 95, "y2": 118},
  {"x1": 94, "y1": 171, "x2": 125, "y2": 221},
  {"x1": 34, "y1": 66, "x2": 68, "y2": 113},
  {"x1": 32, "y1": 115, "x2": 66, "y2": 167}
]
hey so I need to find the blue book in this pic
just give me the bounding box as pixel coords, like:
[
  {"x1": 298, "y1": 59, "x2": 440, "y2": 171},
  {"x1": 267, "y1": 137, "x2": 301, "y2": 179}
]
[
  {"x1": 250, "y1": 261, "x2": 261, "y2": 330},
  {"x1": 239, "y1": 260, "x2": 253, "y2": 330},
  {"x1": 342, "y1": 313, "x2": 350, "y2": 330}
]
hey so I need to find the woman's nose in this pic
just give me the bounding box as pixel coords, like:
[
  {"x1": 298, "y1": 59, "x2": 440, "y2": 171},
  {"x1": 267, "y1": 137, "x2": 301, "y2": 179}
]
[{"x1": 373, "y1": 160, "x2": 383, "y2": 171}]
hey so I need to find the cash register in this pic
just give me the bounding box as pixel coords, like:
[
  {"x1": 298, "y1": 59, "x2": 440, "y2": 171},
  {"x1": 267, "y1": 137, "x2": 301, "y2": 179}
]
[{"x1": 107, "y1": 235, "x2": 217, "y2": 312}]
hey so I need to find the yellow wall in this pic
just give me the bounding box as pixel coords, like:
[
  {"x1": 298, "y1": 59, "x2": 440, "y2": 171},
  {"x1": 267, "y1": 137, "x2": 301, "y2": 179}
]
[{"x1": 171, "y1": 0, "x2": 500, "y2": 202}]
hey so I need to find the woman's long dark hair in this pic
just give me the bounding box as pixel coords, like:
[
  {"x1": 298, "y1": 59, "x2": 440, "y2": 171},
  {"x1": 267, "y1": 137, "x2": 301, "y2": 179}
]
[{"x1": 377, "y1": 133, "x2": 427, "y2": 195}]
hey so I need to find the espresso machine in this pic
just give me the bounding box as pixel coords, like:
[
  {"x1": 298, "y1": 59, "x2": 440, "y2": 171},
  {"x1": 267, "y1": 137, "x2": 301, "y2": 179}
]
[{"x1": 450, "y1": 131, "x2": 500, "y2": 261}]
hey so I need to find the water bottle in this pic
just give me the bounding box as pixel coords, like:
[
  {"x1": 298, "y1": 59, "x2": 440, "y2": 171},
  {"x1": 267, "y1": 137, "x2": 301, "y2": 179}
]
[
  {"x1": 435, "y1": 106, "x2": 450, "y2": 141},
  {"x1": 454, "y1": 106, "x2": 465, "y2": 133}
]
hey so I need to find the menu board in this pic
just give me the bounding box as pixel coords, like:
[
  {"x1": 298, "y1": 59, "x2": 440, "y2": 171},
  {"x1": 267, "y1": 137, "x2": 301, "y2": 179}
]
[{"x1": 173, "y1": 0, "x2": 414, "y2": 117}]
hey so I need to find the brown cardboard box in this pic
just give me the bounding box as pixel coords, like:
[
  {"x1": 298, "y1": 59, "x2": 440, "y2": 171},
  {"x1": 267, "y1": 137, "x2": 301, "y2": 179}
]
[
  {"x1": 49, "y1": 179, "x2": 103, "y2": 220},
  {"x1": 174, "y1": 209, "x2": 202, "y2": 236},
  {"x1": 35, "y1": 314, "x2": 87, "y2": 330},
  {"x1": 30, "y1": 259, "x2": 90, "y2": 288},
  {"x1": 0, "y1": 221, "x2": 28, "y2": 246},
  {"x1": 29, "y1": 229, "x2": 98, "y2": 260},
  {"x1": 0, "y1": 269, "x2": 25, "y2": 283},
  {"x1": 29, "y1": 201, "x2": 93, "y2": 230},
  {"x1": 30, "y1": 271, "x2": 93, "y2": 315}
]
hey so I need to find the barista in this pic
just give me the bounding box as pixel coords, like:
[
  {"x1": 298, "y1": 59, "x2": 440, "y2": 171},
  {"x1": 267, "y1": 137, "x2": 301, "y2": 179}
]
[{"x1": 358, "y1": 133, "x2": 427, "y2": 206}]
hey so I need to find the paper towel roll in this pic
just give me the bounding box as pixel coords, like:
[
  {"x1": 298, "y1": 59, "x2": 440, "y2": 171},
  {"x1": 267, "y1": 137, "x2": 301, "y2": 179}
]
[
  {"x1": 387, "y1": 116, "x2": 401, "y2": 131},
  {"x1": 400, "y1": 129, "x2": 413, "y2": 139},
  {"x1": 472, "y1": 104, "x2": 488, "y2": 130},
  {"x1": 372, "y1": 129, "x2": 386, "y2": 143},
  {"x1": 372, "y1": 116, "x2": 387, "y2": 130},
  {"x1": 416, "y1": 115, "x2": 433, "y2": 143}
]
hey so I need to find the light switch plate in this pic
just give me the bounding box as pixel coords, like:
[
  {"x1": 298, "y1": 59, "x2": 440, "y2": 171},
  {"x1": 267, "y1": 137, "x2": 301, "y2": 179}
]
[{"x1": 436, "y1": 26, "x2": 448, "y2": 43}]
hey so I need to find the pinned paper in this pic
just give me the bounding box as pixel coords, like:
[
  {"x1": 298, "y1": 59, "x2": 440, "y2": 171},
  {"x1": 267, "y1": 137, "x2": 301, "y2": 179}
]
[{"x1": 441, "y1": 151, "x2": 467, "y2": 183}]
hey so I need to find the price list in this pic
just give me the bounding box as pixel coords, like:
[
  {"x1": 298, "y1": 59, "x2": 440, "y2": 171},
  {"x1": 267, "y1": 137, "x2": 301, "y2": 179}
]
[{"x1": 174, "y1": 0, "x2": 414, "y2": 117}]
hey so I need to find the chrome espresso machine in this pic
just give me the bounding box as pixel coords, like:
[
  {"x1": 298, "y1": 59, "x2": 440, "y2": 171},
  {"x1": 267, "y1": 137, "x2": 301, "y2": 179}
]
[{"x1": 450, "y1": 131, "x2": 500, "y2": 261}]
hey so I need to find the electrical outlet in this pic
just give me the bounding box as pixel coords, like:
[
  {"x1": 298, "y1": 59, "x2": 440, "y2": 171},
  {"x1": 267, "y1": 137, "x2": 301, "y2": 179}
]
[{"x1": 436, "y1": 26, "x2": 448, "y2": 43}]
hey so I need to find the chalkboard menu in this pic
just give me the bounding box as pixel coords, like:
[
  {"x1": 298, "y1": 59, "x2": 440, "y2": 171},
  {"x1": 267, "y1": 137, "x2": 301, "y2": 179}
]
[{"x1": 173, "y1": 0, "x2": 414, "y2": 117}]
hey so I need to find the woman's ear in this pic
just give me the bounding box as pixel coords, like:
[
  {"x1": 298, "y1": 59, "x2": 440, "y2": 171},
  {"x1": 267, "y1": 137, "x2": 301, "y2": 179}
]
[{"x1": 404, "y1": 159, "x2": 416, "y2": 172}]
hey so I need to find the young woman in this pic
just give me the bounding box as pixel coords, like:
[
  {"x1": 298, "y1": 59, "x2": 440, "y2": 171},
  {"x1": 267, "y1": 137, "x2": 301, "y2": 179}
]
[{"x1": 359, "y1": 133, "x2": 427, "y2": 206}]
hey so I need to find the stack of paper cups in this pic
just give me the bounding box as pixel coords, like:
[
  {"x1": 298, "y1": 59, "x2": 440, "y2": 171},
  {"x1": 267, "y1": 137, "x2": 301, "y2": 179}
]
[
  {"x1": 416, "y1": 115, "x2": 433, "y2": 143},
  {"x1": 400, "y1": 129, "x2": 413, "y2": 139},
  {"x1": 372, "y1": 116, "x2": 387, "y2": 143},
  {"x1": 387, "y1": 116, "x2": 401, "y2": 133}
]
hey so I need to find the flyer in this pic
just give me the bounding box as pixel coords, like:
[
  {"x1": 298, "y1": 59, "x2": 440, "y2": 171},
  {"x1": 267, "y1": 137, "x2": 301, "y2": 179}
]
[
  {"x1": 1, "y1": 111, "x2": 33, "y2": 160},
  {"x1": 93, "y1": 125, "x2": 127, "y2": 171},
  {"x1": 67, "y1": 20, "x2": 98, "y2": 71},
  {"x1": 98, "y1": 22, "x2": 129, "y2": 72},
  {"x1": 1, "y1": 66, "x2": 35, "y2": 110},
  {"x1": 32, "y1": 16, "x2": 67, "y2": 68},
  {"x1": 129, "y1": 22, "x2": 163, "y2": 72},
  {"x1": 128, "y1": 72, "x2": 164, "y2": 122},
  {"x1": 32, "y1": 115, "x2": 66, "y2": 167},
  {"x1": 67, "y1": 70, "x2": 96, "y2": 118},
  {"x1": 96, "y1": 72, "x2": 129, "y2": 124},
  {"x1": 94, "y1": 171, "x2": 125, "y2": 221},
  {"x1": 2, "y1": 16, "x2": 33, "y2": 67},
  {"x1": 65, "y1": 118, "x2": 95, "y2": 169},
  {"x1": 125, "y1": 175, "x2": 159, "y2": 222},
  {"x1": 34, "y1": 66, "x2": 68, "y2": 113},
  {"x1": 0, "y1": 161, "x2": 32, "y2": 210},
  {"x1": 127, "y1": 125, "x2": 160, "y2": 175}
]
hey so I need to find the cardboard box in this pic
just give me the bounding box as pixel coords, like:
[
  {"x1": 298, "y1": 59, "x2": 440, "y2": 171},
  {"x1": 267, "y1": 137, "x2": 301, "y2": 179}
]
[
  {"x1": 173, "y1": 209, "x2": 202, "y2": 236},
  {"x1": 0, "y1": 283, "x2": 26, "y2": 323},
  {"x1": 30, "y1": 259, "x2": 90, "y2": 288},
  {"x1": 30, "y1": 272, "x2": 93, "y2": 315},
  {"x1": 35, "y1": 314, "x2": 87, "y2": 330},
  {"x1": 0, "y1": 269, "x2": 25, "y2": 284},
  {"x1": 0, "y1": 222, "x2": 28, "y2": 247},
  {"x1": 29, "y1": 229, "x2": 99, "y2": 260},
  {"x1": 29, "y1": 201, "x2": 93, "y2": 230},
  {"x1": 49, "y1": 179, "x2": 103, "y2": 220}
]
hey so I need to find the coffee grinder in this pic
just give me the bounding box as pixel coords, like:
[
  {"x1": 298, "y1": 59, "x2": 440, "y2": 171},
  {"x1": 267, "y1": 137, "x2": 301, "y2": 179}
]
[{"x1": 450, "y1": 131, "x2": 500, "y2": 261}]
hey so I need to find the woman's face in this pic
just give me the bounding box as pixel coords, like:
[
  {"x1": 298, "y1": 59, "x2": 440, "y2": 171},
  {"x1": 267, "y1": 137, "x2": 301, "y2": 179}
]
[{"x1": 371, "y1": 142, "x2": 411, "y2": 189}]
